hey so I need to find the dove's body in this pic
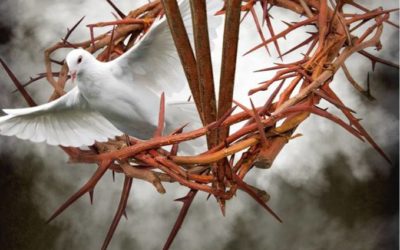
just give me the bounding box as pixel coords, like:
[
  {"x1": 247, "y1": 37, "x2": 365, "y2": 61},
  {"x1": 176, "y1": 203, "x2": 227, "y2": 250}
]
[
  {"x1": 76, "y1": 60, "x2": 158, "y2": 138},
  {"x1": 0, "y1": 0, "x2": 221, "y2": 147}
]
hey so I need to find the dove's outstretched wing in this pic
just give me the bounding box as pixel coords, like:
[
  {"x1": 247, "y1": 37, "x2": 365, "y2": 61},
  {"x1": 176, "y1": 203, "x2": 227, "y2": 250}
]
[
  {"x1": 0, "y1": 87, "x2": 123, "y2": 147},
  {"x1": 112, "y1": 0, "x2": 222, "y2": 94}
]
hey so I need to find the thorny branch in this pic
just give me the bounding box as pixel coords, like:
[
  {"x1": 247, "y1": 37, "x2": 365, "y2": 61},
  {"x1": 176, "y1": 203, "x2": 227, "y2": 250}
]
[{"x1": 2, "y1": 0, "x2": 398, "y2": 249}]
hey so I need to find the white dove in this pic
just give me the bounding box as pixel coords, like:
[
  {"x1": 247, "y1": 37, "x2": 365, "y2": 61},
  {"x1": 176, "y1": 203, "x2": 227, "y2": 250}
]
[{"x1": 0, "y1": 0, "x2": 221, "y2": 147}]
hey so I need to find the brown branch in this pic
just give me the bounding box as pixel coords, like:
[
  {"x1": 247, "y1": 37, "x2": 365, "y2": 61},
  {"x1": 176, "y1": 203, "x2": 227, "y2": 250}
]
[
  {"x1": 342, "y1": 63, "x2": 375, "y2": 101},
  {"x1": 161, "y1": 0, "x2": 204, "y2": 123},
  {"x1": 162, "y1": 190, "x2": 197, "y2": 250},
  {"x1": 154, "y1": 93, "x2": 166, "y2": 138},
  {"x1": 171, "y1": 137, "x2": 259, "y2": 165},
  {"x1": 46, "y1": 160, "x2": 112, "y2": 223},
  {"x1": 250, "y1": 4, "x2": 271, "y2": 55},
  {"x1": 101, "y1": 176, "x2": 132, "y2": 250},
  {"x1": 11, "y1": 72, "x2": 62, "y2": 93},
  {"x1": 358, "y1": 50, "x2": 399, "y2": 70},
  {"x1": 190, "y1": 0, "x2": 218, "y2": 147},
  {"x1": 106, "y1": 0, "x2": 126, "y2": 19},
  {"x1": 120, "y1": 163, "x2": 165, "y2": 193},
  {"x1": 244, "y1": 16, "x2": 318, "y2": 56},
  {"x1": 63, "y1": 16, "x2": 85, "y2": 43},
  {"x1": 0, "y1": 58, "x2": 36, "y2": 107},
  {"x1": 233, "y1": 174, "x2": 282, "y2": 223},
  {"x1": 217, "y1": 0, "x2": 242, "y2": 140}
]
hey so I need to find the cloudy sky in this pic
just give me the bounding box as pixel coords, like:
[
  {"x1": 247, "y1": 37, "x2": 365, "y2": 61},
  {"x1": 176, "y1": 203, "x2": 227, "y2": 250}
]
[{"x1": 0, "y1": 1, "x2": 398, "y2": 250}]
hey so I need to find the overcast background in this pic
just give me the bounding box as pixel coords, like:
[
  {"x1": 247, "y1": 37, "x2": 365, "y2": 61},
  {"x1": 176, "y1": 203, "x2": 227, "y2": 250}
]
[{"x1": 0, "y1": 1, "x2": 398, "y2": 250}]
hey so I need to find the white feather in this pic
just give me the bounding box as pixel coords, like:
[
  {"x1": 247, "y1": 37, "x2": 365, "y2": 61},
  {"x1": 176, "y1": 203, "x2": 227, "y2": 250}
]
[
  {"x1": 0, "y1": 87, "x2": 123, "y2": 147},
  {"x1": 111, "y1": 0, "x2": 223, "y2": 94},
  {"x1": 0, "y1": 0, "x2": 222, "y2": 148}
]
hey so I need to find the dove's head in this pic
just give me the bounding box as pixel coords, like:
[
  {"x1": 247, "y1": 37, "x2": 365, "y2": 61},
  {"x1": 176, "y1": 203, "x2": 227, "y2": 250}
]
[{"x1": 66, "y1": 48, "x2": 95, "y2": 82}]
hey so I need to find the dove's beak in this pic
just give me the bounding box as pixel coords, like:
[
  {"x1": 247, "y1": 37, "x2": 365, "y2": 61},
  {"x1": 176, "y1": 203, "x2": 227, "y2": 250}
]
[{"x1": 70, "y1": 71, "x2": 77, "y2": 83}]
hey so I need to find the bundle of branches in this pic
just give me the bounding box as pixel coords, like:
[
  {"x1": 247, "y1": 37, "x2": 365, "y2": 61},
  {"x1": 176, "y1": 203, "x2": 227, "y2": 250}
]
[{"x1": 1, "y1": 0, "x2": 398, "y2": 249}]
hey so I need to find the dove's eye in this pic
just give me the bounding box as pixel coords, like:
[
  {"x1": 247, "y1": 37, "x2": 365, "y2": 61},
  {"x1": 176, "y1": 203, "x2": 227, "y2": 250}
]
[{"x1": 77, "y1": 56, "x2": 83, "y2": 64}]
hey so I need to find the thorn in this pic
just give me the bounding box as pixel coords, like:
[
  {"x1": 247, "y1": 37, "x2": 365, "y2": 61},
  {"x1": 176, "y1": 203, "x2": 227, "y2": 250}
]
[
  {"x1": 250, "y1": 6, "x2": 271, "y2": 56},
  {"x1": 218, "y1": 199, "x2": 226, "y2": 217},
  {"x1": 168, "y1": 123, "x2": 188, "y2": 156},
  {"x1": 89, "y1": 189, "x2": 94, "y2": 205},
  {"x1": 263, "y1": 3, "x2": 282, "y2": 59},
  {"x1": 46, "y1": 160, "x2": 111, "y2": 224},
  {"x1": 243, "y1": 16, "x2": 317, "y2": 56},
  {"x1": 62, "y1": 39, "x2": 78, "y2": 49},
  {"x1": 281, "y1": 20, "x2": 292, "y2": 27},
  {"x1": 224, "y1": 139, "x2": 229, "y2": 148},
  {"x1": 229, "y1": 154, "x2": 235, "y2": 167},
  {"x1": 123, "y1": 210, "x2": 128, "y2": 220},
  {"x1": 153, "y1": 92, "x2": 165, "y2": 138},
  {"x1": 0, "y1": 58, "x2": 36, "y2": 107},
  {"x1": 50, "y1": 58, "x2": 65, "y2": 65},
  {"x1": 163, "y1": 190, "x2": 197, "y2": 250},
  {"x1": 365, "y1": 73, "x2": 375, "y2": 100},
  {"x1": 322, "y1": 86, "x2": 391, "y2": 163},
  {"x1": 290, "y1": 133, "x2": 303, "y2": 140},
  {"x1": 101, "y1": 176, "x2": 133, "y2": 250},
  {"x1": 214, "y1": 1, "x2": 227, "y2": 14},
  {"x1": 234, "y1": 174, "x2": 282, "y2": 223},
  {"x1": 63, "y1": 16, "x2": 85, "y2": 43},
  {"x1": 174, "y1": 196, "x2": 188, "y2": 202},
  {"x1": 283, "y1": 104, "x2": 364, "y2": 142},
  {"x1": 261, "y1": 0, "x2": 268, "y2": 26},
  {"x1": 107, "y1": 26, "x2": 116, "y2": 61},
  {"x1": 264, "y1": 79, "x2": 285, "y2": 112},
  {"x1": 11, "y1": 72, "x2": 61, "y2": 93},
  {"x1": 106, "y1": 0, "x2": 126, "y2": 19},
  {"x1": 232, "y1": 99, "x2": 251, "y2": 113},
  {"x1": 281, "y1": 33, "x2": 316, "y2": 57},
  {"x1": 212, "y1": 106, "x2": 237, "y2": 129},
  {"x1": 170, "y1": 144, "x2": 179, "y2": 156},
  {"x1": 240, "y1": 9, "x2": 251, "y2": 24},
  {"x1": 250, "y1": 98, "x2": 268, "y2": 146},
  {"x1": 313, "y1": 89, "x2": 356, "y2": 113},
  {"x1": 89, "y1": 26, "x2": 95, "y2": 48},
  {"x1": 358, "y1": 50, "x2": 399, "y2": 69},
  {"x1": 111, "y1": 12, "x2": 120, "y2": 21}
]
